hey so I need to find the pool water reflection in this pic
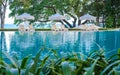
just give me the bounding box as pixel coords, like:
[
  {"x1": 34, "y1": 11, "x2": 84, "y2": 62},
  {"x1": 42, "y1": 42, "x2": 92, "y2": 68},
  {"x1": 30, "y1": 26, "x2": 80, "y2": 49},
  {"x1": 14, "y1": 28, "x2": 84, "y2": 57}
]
[{"x1": 0, "y1": 31, "x2": 120, "y2": 60}]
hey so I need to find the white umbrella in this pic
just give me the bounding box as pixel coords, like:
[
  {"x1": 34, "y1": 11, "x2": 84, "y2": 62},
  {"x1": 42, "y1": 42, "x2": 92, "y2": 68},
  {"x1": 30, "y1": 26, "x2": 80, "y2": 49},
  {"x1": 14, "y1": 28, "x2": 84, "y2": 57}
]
[
  {"x1": 49, "y1": 13, "x2": 65, "y2": 20},
  {"x1": 16, "y1": 13, "x2": 35, "y2": 20},
  {"x1": 80, "y1": 14, "x2": 96, "y2": 20},
  {"x1": 16, "y1": 13, "x2": 35, "y2": 28}
]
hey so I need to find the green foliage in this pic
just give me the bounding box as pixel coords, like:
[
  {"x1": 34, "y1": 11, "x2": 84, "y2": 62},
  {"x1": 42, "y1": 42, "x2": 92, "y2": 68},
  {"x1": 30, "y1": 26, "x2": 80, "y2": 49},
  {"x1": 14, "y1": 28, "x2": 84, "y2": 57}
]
[
  {"x1": 9, "y1": 0, "x2": 92, "y2": 27},
  {"x1": 61, "y1": 61, "x2": 73, "y2": 75},
  {"x1": 100, "y1": 60, "x2": 120, "y2": 75},
  {"x1": 1, "y1": 48, "x2": 120, "y2": 75},
  {"x1": 105, "y1": 16, "x2": 114, "y2": 28},
  {"x1": 118, "y1": 48, "x2": 120, "y2": 59},
  {"x1": 83, "y1": 58, "x2": 99, "y2": 75},
  {"x1": 113, "y1": 65, "x2": 120, "y2": 75},
  {"x1": 20, "y1": 55, "x2": 31, "y2": 69}
]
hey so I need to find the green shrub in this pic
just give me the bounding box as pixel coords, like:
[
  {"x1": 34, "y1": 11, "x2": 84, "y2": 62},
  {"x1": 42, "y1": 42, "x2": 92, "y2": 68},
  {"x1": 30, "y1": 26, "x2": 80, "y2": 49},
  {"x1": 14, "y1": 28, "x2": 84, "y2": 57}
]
[{"x1": 1, "y1": 48, "x2": 120, "y2": 75}]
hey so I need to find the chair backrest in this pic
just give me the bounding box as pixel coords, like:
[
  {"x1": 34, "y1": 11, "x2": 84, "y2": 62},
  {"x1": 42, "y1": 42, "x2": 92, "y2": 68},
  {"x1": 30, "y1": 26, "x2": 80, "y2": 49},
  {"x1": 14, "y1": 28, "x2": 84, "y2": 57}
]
[
  {"x1": 27, "y1": 25, "x2": 35, "y2": 33},
  {"x1": 19, "y1": 24, "x2": 25, "y2": 29},
  {"x1": 18, "y1": 24, "x2": 26, "y2": 34},
  {"x1": 28, "y1": 25, "x2": 34, "y2": 29},
  {"x1": 61, "y1": 25, "x2": 65, "y2": 28},
  {"x1": 52, "y1": 25, "x2": 57, "y2": 29},
  {"x1": 89, "y1": 25, "x2": 94, "y2": 28},
  {"x1": 19, "y1": 24, "x2": 24, "y2": 27},
  {"x1": 82, "y1": 25, "x2": 87, "y2": 29}
]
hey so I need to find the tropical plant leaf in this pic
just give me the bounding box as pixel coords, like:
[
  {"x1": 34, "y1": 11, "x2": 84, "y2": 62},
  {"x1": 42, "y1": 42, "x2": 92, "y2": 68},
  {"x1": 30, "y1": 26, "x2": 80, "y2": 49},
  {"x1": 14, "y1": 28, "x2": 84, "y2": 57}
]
[
  {"x1": 24, "y1": 63, "x2": 34, "y2": 75},
  {"x1": 114, "y1": 69, "x2": 120, "y2": 75},
  {"x1": 61, "y1": 61, "x2": 73, "y2": 75},
  {"x1": 0, "y1": 65, "x2": 7, "y2": 75},
  {"x1": 3, "y1": 52, "x2": 19, "y2": 68},
  {"x1": 10, "y1": 68, "x2": 19, "y2": 75},
  {"x1": 68, "y1": 58, "x2": 78, "y2": 62},
  {"x1": 100, "y1": 60, "x2": 120, "y2": 75},
  {"x1": 113, "y1": 65, "x2": 120, "y2": 75},
  {"x1": 50, "y1": 49, "x2": 58, "y2": 58},
  {"x1": 118, "y1": 48, "x2": 120, "y2": 54},
  {"x1": 4, "y1": 67, "x2": 13, "y2": 75},
  {"x1": 29, "y1": 50, "x2": 41, "y2": 74},
  {"x1": 79, "y1": 52, "x2": 87, "y2": 60},
  {"x1": 20, "y1": 55, "x2": 31, "y2": 69},
  {"x1": 75, "y1": 63, "x2": 84, "y2": 75},
  {"x1": 107, "y1": 65, "x2": 120, "y2": 75},
  {"x1": 0, "y1": 60, "x2": 11, "y2": 68},
  {"x1": 118, "y1": 48, "x2": 120, "y2": 59},
  {"x1": 35, "y1": 67, "x2": 42, "y2": 75},
  {"x1": 40, "y1": 55, "x2": 50, "y2": 66},
  {"x1": 83, "y1": 58, "x2": 99, "y2": 75}
]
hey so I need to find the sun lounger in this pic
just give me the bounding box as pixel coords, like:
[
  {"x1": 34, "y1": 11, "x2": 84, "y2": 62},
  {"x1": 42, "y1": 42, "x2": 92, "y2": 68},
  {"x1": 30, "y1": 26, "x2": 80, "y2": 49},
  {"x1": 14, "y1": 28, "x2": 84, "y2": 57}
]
[
  {"x1": 89, "y1": 24, "x2": 98, "y2": 31},
  {"x1": 89, "y1": 25, "x2": 95, "y2": 31},
  {"x1": 81, "y1": 25, "x2": 89, "y2": 31},
  {"x1": 51, "y1": 25, "x2": 59, "y2": 31},
  {"x1": 18, "y1": 24, "x2": 26, "y2": 33},
  {"x1": 27, "y1": 25, "x2": 35, "y2": 33},
  {"x1": 59, "y1": 25, "x2": 68, "y2": 31}
]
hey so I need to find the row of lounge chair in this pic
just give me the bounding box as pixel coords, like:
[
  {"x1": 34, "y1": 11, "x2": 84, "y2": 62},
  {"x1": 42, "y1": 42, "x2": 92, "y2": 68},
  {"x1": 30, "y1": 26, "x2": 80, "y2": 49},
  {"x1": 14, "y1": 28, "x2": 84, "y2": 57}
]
[
  {"x1": 18, "y1": 24, "x2": 35, "y2": 33},
  {"x1": 80, "y1": 24, "x2": 99, "y2": 31},
  {"x1": 51, "y1": 25, "x2": 68, "y2": 31},
  {"x1": 18, "y1": 24, "x2": 99, "y2": 33}
]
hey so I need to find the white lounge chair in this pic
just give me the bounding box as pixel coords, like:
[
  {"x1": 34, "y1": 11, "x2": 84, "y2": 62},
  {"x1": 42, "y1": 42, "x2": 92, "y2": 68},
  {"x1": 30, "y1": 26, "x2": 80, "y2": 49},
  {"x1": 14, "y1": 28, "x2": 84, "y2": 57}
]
[
  {"x1": 81, "y1": 25, "x2": 89, "y2": 31},
  {"x1": 18, "y1": 24, "x2": 26, "y2": 33},
  {"x1": 27, "y1": 25, "x2": 35, "y2": 33},
  {"x1": 59, "y1": 25, "x2": 68, "y2": 31},
  {"x1": 89, "y1": 24, "x2": 98, "y2": 31},
  {"x1": 51, "y1": 25, "x2": 59, "y2": 31}
]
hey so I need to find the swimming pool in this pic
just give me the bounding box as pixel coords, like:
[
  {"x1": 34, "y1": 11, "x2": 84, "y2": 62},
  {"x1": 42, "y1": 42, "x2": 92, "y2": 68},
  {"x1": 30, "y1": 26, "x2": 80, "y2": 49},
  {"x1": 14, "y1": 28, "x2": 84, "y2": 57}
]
[{"x1": 0, "y1": 31, "x2": 120, "y2": 60}]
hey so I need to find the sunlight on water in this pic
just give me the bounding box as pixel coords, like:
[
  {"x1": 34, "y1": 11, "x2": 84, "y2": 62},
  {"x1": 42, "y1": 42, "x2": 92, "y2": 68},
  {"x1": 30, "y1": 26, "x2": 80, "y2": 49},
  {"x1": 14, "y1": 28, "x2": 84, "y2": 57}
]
[
  {"x1": 1, "y1": 31, "x2": 120, "y2": 60},
  {"x1": 5, "y1": 32, "x2": 15, "y2": 53}
]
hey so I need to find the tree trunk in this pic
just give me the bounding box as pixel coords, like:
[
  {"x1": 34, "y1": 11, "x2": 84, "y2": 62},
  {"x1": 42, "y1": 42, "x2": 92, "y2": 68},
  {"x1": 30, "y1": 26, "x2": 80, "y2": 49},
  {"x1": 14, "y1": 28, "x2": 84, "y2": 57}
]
[
  {"x1": 64, "y1": 12, "x2": 77, "y2": 28},
  {"x1": 102, "y1": 14, "x2": 105, "y2": 28},
  {"x1": 113, "y1": 15, "x2": 116, "y2": 28},
  {"x1": 0, "y1": 0, "x2": 7, "y2": 29},
  {"x1": 59, "y1": 20, "x2": 68, "y2": 28},
  {"x1": 96, "y1": 15, "x2": 99, "y2": 26},
  {"x1": 0, "y1": 5, "x2": 1, "y2": 28},
  {"x1": 73, "y1": 18, "x2": 77, "y2": 27},
  {"x1": 63, "y1": 19, "x2": 73, "y2": 28},
  {"x1": 1, "y1": 18, "x2": 5, "y2": 28},
  {"x1": 78, "y1": 19, "x2": 81, "y2": 26}
]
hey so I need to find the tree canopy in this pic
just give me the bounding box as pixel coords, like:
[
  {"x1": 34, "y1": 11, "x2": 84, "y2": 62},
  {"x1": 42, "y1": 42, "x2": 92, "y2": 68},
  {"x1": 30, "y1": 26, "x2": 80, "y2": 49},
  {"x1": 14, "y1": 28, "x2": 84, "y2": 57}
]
[{"x1": 5, "y1": 0, "x2": 120, "y2": 28}]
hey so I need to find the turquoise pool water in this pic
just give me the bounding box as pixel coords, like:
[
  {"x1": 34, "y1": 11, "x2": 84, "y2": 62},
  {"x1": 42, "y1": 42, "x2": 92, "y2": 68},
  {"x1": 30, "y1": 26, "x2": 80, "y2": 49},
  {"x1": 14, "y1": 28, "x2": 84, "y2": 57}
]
[{"x1": 0, "y1": 31, "x2": 120, "y2": 60}]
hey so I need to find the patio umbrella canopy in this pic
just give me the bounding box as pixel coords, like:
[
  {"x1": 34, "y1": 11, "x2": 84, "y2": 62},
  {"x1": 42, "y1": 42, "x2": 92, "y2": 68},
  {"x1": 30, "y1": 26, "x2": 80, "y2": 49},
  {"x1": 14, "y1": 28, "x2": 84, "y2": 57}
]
[
  {"x1": 16, "y1": 13, "x2": 35, "y2": 28},
  {"x1": 16, "y1": 13, "x2": 35, "y2": 20},
  {"x1": 80, "y1": 14, "x2": 96, "y2": 21},
  {"x1": 49, "y1": 13, "x2": 65, "y2": 20}
]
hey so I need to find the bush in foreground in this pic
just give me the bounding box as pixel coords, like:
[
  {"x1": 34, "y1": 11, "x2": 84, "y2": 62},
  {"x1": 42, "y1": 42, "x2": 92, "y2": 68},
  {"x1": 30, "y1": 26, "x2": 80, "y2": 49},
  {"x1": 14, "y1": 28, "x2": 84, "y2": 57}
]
[{"x1": 1, "y1": 48, "x2": 120, "y2": 75}]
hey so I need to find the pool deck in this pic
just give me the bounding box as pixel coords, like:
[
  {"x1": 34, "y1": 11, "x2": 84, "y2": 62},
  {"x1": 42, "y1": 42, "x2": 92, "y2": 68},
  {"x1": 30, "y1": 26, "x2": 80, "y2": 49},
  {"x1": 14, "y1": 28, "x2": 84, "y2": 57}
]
[{"x1": 0, "y1": 28, "x2": 118, "y2": 31}]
